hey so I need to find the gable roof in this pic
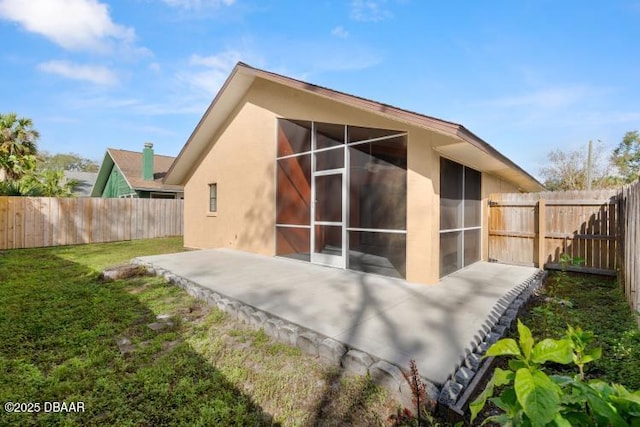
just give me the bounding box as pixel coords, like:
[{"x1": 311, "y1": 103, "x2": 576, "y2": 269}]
[
  {"x1": 165, "y1": 62, "x2": 544, "y2": 192},
  {"x1": 91, "y1": 148, "x2": 183, "y2": 196}
]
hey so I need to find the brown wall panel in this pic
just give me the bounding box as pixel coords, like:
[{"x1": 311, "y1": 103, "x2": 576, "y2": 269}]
[{"x1": 276, "y1": 155, "x2": 311, "y2": 225}]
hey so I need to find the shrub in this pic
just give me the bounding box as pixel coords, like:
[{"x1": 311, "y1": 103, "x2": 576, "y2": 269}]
[{"x1": 470, "y1": 320, "x2": 640, "y2": 426}]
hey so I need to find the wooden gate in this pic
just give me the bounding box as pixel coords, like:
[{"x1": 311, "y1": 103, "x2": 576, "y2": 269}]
[{"x1": 488, "y1": 190, "x2": 620, "y2": 275}]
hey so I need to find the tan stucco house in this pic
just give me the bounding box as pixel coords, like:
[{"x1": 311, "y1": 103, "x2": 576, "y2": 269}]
[{"x1": 164, "y1": 62, "x2": 543, "y2": 284}]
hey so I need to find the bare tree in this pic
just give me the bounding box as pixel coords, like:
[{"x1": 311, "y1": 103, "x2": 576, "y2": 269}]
[{"x1": 539, "y1": 142, "x2": 616, "y2": 191}]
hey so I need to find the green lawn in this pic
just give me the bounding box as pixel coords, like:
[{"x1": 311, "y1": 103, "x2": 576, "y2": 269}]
[
  {"x1": 0, "y1": 238, "x2": 396, "y2": 426},
  {"x1": 9, "y1": 239, "x2": 635, "y2": 426}
]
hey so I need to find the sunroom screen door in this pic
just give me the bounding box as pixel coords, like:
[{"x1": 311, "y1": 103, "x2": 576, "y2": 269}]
[{"x1": 311, "y1": 169, "x2": 346, "y2": 268}]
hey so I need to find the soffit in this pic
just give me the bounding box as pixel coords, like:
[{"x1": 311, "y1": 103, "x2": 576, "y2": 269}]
[
  {"x1": 164, "y1": 68, "x2": 255, "y2": 185},
  {"x1": 433, "y1": 142, "x2": 538, "y2": 191}
]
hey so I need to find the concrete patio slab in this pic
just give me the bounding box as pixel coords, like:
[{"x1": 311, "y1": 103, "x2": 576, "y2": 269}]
[{"x1": 135, "y1": 249, "x2": 540, "y2": 386}]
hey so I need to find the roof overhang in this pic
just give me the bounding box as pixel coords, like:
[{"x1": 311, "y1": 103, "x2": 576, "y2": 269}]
[
  {"x1": 165, "y1": 62, "x2": 544, "y2": 192},
  {"x1": 164, "y1": 65, "x2": 257, "y2": 186},
  {"x1": 90, "y1": 150, "x2": 117, "y2": 197},
  {"x1": 432, "y1": 128, "x2": 544, "y2": 191}
]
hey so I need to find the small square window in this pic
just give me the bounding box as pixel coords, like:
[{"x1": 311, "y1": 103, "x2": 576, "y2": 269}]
[{"x1": 209, "y1": 183, "x2": 217, "y2": 213}]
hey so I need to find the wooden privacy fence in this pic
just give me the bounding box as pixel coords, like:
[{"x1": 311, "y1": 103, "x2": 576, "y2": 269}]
[
  {"x1": 488, "y1": 190, "x2": 620, "y2": 275},
  {"x1": 620, "y1": 180, "x2": 640, "y2": 319},
  {"x1": 488, "y1": 187, "x2": 639, "y2": 321},
  {"x1": 0, "y1": 197, "x2": 183, "y2": 250}
]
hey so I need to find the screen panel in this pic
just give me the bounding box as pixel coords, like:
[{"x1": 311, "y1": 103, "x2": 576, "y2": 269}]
[
  {"x1": 349, "y1": 137, "x2": 407, "y2": 230},
  {"x1": 348, "y1": 231, "x2": 406, "y2": 278},
  {"x1": 348, "y1": 125, "x2": 401, "y2": 143},
  {"x1": 440, "y1": 158, "x2": 463, "y2": 230},
  {"x1": 464, "y1": 229, "x2": 481, "y2": 266},
  {"x1": 315, "y1": 173, "x2": 342, "y2": 223},
  {"x1": 316, "y1": 122, "x2": 345, "y2": 149},
  {"x1": 314, "y1": 225, "x2": 342, "y2": 254},
  {"x1": 276, "y1": 155, "x2": 311, "y2": 225},
  {"x1": 464, "y1": 167, "x2": 482, "y2": 228},
  {"x1": 440, "y1": 231, "x2": 462, "y2": 277},
  {"x1": 278, "y1": 119, "x2": 311, "y2": 157},
  {"x1": 276, "y1": 226, "x2": 310, "y2": 261},
  {"x1": 315, "y1": 147, "x2": 344, "y2": 171}
]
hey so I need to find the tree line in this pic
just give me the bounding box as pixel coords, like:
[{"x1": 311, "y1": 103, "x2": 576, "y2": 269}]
[
  {"x1": 539, "y1": 132, "x2": 640, "y2": 191},
  {"x1": 2, "y1": 111, "x2": 638, "y2": 195},
  {"x1": 0, "y1": 113, "x2": 99, "y2": 197}
]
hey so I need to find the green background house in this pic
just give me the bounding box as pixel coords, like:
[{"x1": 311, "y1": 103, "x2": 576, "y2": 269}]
[{"x1": 91, "y1": 143, "x2": 183, "y2": 199}]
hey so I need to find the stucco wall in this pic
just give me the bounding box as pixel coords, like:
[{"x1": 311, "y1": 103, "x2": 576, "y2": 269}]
[
  {"x1": 407, "y1": 129, "x2": 442, "y2": 284},
  {"x1": 183, "y1": 99, "x2": 276, "y2": 255}
]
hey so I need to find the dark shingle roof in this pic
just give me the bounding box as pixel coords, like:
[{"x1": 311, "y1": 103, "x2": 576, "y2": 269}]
[
  {"x1": 64, "y1": 171, "x2": 98, "y2": 196},
  {"x1": 107, "y1": 148, "x2": 183, "y2": 193}
]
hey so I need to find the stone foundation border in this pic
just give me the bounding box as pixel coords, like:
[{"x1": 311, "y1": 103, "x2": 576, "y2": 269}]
[{"x1": 437, "y1": 269, "x2": 547, "y2": 421}]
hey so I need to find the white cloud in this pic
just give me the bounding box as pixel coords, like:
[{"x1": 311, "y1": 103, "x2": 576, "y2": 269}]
[
  {"x1": 310, "y1": 48, "x2": 382, "y2": 73},
  {"x1": 189, "y1": 51, "x2": 242, "y2": 70},
  {"x1": 350, "y1": 0, "x2": 392, "y2": 22},
  {"x1": 178, "y1": 50, "x2": 244, "y2": 95},
  {"x1": 160, "y1": 0, "x2": 235, "y2": 9},
  {"x1": 0, "y1": 0, "x2": 134, "y2": 52},
  {"x1": 331, "y1": 26, "x2": 349, "y2": 38},
  {"x1": 565, "y1": 110, "x2": 640, "y2": 127},
  {"x1": 276, "y1": 39, "x2": 382, "y2": 75},
  {"x1": 484, "y1": 87, "x2": 590, "y2": 109},
  {"x1": 38, "y1": 60, "x2": 118, "y2": 85}
]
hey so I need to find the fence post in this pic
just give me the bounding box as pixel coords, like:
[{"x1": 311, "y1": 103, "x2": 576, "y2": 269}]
[
  {"x1": 538, "y1": 199, "x2": 546, "y2": 269},
  {"x1": 617, "y1": 191, "x2": 625, "y2": 291}
]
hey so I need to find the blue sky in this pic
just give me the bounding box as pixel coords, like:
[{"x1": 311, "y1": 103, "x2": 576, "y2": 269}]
[{"x1": 1, "y1": 0, "x2": 639, "y2": 179}]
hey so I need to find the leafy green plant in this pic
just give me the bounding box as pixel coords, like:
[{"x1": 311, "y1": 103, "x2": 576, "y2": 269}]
[
  {"x1": 566, "y1": 325, "x2": 601, "y2": 381},
  {"x1": 548, "y1": 253, "x2": 584, "y2": 299},
  {"x1": 470, "y1": 320, "x2": 573, "y2": 425},
  {"x1": 558, "y1": 253, "x2": 585, "y2": 269},
  {"x1": 470, "y1": 320, "x2": 640, "y2": 426}
]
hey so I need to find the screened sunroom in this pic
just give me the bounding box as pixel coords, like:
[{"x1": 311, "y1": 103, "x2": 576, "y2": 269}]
[
  {"x1": 275, "y1": 119, "x2": 407, "y2": 278},
  {"x1": 275, "y1": 118, "x2": 484, "y2": 280}
]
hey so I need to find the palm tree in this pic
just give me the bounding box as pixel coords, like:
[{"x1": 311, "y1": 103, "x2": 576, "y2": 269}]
[
  {"x1": 0, "y1": 113, "x2": 40, "y2": 181},
  {"x1": 38, "y1": 169, "x2": 78, "y2": 197}
]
